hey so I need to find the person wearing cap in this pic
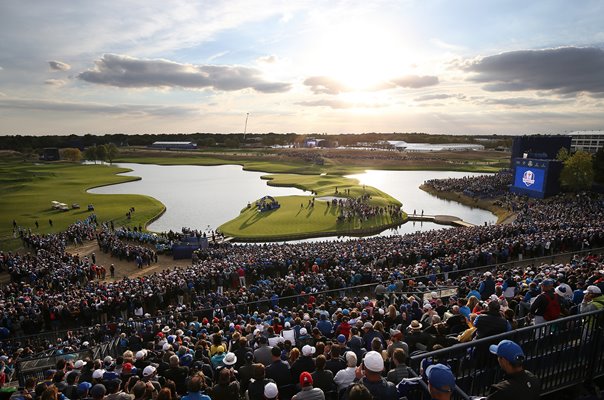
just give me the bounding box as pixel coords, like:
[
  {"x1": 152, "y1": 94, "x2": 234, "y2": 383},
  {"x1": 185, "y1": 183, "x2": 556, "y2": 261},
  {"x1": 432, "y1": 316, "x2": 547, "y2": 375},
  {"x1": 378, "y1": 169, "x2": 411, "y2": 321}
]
[
  {"x1": 90, "y1": 384, "x2": 106, "y2": 400},
  {"x1": 238, "y1": 352, "x2": 256, "y2": 394},
  {"x1": 529, "y1": 279, "x2": 563, "y2": 324},
  {"x1": 141, "y1": 365, "x2": 161, "y2": 392},
  {"x1": 345, "y1": 351, "x2": 397, "y2": 400},
  {"x1": 35, "y1": 369, "x2": 57, "y2": 394},
  {"x1": 361, "y1": 322, "x2": 384, "y2": 351},
  {"x1": 104, "y1": 378, "x2": 130, "y2": 400},
  {"x1": 488, "y1": 340, "x2": 540, "y2": 399},
  {"x1": 290, "y1": 345, "x2": 316, "y2": 384},
  {"x1": 405, "y1": 321, "x2": 433, "y2": 353},
  {"x1": 426, "y1": 364, "x2": 456, "y2": 400},
  {"x1": 579, "y1": 285, "x2": 604, "y2": 313},
  {"x1": 263, "y1": 382, "x2": 279, "y2": 400},
  {"x1": 266, "y1": 346, "x2": 290, "y2": 388},
  {"x1": 292, "y1": 372, "x2": 324, "y2": 400},
  {"x1": 479, "y1": 273, "x2": 496, "y2": 301}
]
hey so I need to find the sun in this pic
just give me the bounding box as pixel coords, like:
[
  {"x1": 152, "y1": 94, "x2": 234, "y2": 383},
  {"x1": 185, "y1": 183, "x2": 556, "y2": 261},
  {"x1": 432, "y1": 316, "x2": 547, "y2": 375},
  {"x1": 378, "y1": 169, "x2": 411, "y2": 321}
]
[{"x1": 312, "y1": 20, "x2": 410, "y2": 91}]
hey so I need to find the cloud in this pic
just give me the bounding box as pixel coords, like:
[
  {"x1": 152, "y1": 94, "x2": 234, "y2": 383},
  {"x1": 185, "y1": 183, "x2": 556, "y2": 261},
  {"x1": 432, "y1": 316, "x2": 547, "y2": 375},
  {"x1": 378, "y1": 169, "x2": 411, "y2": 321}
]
[
  {"x1": 44, "y1": 79, "x2": 67, "y2": 86},
  {"x1": 389, "y1": 75, "x2": 439, "y2": 89},
  {"x1": 296, "y1": 99, "x2": 351, "y2": 109},
  {"x1": 465, "y1": 47, "x2": 604, "y2": 95},
  {"x1": 48, "y1": 60, "x2": 71, "y2": 71},
  {"x1": 0, "y1": 97, "x2": 199, "y2": 116},
  {"x1": 296, "y1": 99, "x2": 385, "y2": 109},
  {"x1": 77, "y1": 54, "x2": 291, "y2": 93},
  {"x1": 258, "y1": 55, "x2": 278, "y2": 64},
  {"x1": 303, "y1": 76, "x2": 349, "y2": 95},
  {"x1": 414, "y1": 93, "x2": 465, "y2": 102},
  {"x1": 477, "y1": 97, "x2": 568, "y2": 106}
]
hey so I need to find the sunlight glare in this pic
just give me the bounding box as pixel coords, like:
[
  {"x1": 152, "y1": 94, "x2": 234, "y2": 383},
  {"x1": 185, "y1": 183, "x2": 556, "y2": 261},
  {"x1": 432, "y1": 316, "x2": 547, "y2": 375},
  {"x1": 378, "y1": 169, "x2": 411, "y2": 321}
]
[{"x1": 315, "y1": 21, "x2": 410, "y2": 90}]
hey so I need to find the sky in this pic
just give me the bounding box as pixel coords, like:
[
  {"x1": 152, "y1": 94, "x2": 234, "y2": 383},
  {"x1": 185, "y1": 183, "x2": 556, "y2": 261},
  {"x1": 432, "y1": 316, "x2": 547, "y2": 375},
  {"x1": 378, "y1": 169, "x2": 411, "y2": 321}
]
[{"x1": 1, "y1": 0, "x2": 604, "y2": 136}]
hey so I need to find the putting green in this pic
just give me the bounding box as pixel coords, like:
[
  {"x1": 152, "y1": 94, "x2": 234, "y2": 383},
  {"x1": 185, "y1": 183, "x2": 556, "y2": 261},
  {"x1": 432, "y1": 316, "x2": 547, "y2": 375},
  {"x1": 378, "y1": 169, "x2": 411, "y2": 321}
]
[
  {"x1": 218, "y1": 174, "x2": 406, "y2": 240},
  {"x1": 0, "y1": 162, "x2": 164, "y2": 250}
]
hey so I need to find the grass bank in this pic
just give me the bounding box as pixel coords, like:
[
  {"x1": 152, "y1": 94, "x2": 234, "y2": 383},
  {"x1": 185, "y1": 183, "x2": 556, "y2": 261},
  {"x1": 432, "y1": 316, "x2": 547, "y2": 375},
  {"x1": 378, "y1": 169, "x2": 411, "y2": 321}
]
[
  {"x1": 0, "y1": 161, "x2": 164, "y2": 250},
  {"x1": 219, "y1": 174, "x2": 404, "y2": 240},
  {"x1": 419, "y1": 184, "x2": 515, "y2": 224}
]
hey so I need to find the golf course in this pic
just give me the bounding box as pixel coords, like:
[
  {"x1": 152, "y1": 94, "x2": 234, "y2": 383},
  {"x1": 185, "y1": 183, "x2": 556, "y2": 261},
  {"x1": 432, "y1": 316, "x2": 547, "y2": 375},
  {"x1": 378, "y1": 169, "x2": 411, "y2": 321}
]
[{"x1": 0, "y1": 147, "x2": 508, "y2": 249}]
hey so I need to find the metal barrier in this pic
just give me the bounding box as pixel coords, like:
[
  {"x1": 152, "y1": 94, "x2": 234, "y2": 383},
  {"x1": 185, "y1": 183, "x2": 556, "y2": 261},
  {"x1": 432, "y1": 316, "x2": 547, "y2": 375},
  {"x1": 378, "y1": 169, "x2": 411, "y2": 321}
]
[
  {"x1": 15, "y1": 337, "x2": 121, "y2": 387},
  {"x1": 409, "y1": 309, "x2": 604, "y2": 398}
]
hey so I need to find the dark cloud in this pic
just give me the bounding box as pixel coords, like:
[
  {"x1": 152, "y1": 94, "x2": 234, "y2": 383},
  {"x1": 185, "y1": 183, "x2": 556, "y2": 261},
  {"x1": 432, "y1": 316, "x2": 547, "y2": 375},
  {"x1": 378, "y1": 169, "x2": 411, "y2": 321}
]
[
  {"x1": 78, "y1": 54, "x2": 291, "y2": 93},
  {"x1": 390, "y1": 75, "x2": 439, "y2": 88},
  {"x1": 414, "y1": 93, "x2": 464, "y2": 102},
  {"x1": 303, "y1": 76, "x2": 349, "y2": 95},
  {"x1": 48, "y1": 60, "x2": 71, "y2": 71},
  {"x1": 0, "y1": 97, "x2": 198, "y2": 116},
  {"x1": 465, "y1": 47, "x2": 604, "y2": 95}
]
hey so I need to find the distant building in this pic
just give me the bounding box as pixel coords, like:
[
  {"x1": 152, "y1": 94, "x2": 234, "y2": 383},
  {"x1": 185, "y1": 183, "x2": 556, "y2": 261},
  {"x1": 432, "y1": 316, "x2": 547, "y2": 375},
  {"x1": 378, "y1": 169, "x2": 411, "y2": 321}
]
[
  {"x1": 303, "y1": 138, "x2": 324, "y2": 148},
  {"x1": 388, "y1": 141, "x2": 484, "y2": 152},
  {"x1": 570, "y1": 131, "x2": 604, "y2": 154},
  {"x1": 149, "y1": 141, "x2": 197, "y2": 150},
  {"x1": 40, "y1": 148, "x2": 60, "y2": 161}
]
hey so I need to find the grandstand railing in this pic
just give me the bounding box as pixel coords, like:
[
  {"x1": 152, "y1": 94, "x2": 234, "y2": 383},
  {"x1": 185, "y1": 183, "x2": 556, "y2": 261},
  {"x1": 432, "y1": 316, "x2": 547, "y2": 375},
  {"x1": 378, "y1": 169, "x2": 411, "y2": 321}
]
[
  {"x1": 408, "y1": 309, "x2": 604, "y2": 398},
  {"x1": 14, "y1": 336, "x2": 121, "y2": 387}
]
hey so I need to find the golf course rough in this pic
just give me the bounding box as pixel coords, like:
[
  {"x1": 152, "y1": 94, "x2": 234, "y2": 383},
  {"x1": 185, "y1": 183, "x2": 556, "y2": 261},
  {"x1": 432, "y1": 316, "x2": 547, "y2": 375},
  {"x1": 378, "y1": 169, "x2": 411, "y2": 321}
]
[{"x1": 0, "y1": 162, "x2": 164, "y2": 250}]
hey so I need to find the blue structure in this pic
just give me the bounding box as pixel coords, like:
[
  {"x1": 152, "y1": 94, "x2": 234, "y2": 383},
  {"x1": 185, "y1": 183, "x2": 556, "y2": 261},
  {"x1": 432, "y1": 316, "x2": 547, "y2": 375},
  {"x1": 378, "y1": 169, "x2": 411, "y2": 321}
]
[
  {"x1": 509, "y1": 158, "x2": 563, "y2": 198},
  {"x1": 256, "y1": 196, "x2": 280, "y2": 212},
  {"x1": 172, "y1": 236, "x2": 208, "y2": 259}
]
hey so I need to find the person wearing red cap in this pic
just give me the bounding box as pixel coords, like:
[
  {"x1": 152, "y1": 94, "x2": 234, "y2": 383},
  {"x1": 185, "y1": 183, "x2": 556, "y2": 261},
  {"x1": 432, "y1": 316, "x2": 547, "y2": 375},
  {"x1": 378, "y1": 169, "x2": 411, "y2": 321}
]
[{"x1": 292, "y1": 372, "x2": 325, "y2": 400}]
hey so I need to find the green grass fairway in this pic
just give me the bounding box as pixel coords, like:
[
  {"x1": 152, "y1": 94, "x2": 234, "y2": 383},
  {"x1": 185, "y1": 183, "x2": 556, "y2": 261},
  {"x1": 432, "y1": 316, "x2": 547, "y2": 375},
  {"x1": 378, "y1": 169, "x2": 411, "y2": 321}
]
[
  {"x1": 0, "y1": 162, "x2": 164, "y2": 250},
  {"x1": 219, "y1": 174, "x2": 405, "y2": 240}
]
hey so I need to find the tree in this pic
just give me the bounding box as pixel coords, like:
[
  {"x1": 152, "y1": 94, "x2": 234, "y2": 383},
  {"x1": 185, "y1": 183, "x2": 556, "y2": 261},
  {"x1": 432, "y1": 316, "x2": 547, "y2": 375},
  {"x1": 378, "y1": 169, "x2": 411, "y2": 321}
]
[
  {"x1": 60, "y1": 148, "x2": 82, "y2": 162},
  {"x1": 200, "y1": 137, "x2": 216, "y2": 147},
  {"x1": 84, "y1": 146, "x2": 97, "y2": 164},
  {"x1": 556, "y1": 147, "x2": 570, "y2": 162},
  {"x1": 96, "y1": 144, "x2": 108, "y2": 163},
  {"x1": 224, "y1": 137, "x2": 240, "y2": 148},
  {"x1": 560, "y1": 150, "x2": 594, "y2": 191},
  {"x1": 594, "y1": 147, "x2": 604, "y2": 183},
  {"x1": 106, "y1": 143, "x2": 119, "y2": 165}
]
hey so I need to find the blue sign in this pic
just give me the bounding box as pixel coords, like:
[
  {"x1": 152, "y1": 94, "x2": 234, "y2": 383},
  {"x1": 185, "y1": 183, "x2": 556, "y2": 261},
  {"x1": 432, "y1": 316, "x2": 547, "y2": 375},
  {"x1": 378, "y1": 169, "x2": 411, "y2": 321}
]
[{"x1": 514, "y1": 166, "x2": 545, "y2": 193}]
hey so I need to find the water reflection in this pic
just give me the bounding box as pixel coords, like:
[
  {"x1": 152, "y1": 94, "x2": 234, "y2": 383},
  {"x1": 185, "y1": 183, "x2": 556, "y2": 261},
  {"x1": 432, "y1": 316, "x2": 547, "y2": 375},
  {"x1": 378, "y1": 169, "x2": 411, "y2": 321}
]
[{"x1": 89, "y1": 164, "x2": 496, "y2": 240}]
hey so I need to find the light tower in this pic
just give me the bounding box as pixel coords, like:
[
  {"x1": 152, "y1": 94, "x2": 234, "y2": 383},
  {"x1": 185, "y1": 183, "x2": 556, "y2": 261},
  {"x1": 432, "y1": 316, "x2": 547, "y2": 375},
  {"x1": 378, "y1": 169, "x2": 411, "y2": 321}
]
[{"x1": 243, "y1": 112, "x2": 250, "y2": 143}]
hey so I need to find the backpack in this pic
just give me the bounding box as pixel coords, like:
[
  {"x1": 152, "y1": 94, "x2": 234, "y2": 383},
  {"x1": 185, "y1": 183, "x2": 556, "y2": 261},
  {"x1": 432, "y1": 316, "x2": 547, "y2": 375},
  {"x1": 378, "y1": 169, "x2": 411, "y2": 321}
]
[{"x1": 543, "y1": 293, "x2": 561, "y2": 321}]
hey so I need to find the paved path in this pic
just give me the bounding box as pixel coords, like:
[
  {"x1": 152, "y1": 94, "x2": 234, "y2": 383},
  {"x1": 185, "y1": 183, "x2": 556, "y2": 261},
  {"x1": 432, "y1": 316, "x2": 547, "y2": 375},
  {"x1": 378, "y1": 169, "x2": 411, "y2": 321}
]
[{"x1": 407, "y1": 214, "x2": 476, "y2": 227}]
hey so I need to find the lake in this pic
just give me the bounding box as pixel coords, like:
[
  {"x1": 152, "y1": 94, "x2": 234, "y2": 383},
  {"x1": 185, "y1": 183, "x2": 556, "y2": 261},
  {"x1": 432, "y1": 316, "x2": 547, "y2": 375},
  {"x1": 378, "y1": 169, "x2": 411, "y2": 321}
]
[{"x1": 89, "y1": 164, "x2": 496, "y2": 237}]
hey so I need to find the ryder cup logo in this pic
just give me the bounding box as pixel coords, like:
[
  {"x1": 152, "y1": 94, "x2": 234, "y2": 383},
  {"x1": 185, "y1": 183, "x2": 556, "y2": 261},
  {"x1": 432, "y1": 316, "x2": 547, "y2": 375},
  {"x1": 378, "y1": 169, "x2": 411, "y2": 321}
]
[{"x1": 522, "y1": 170, "x2": 535, "y2": 187}]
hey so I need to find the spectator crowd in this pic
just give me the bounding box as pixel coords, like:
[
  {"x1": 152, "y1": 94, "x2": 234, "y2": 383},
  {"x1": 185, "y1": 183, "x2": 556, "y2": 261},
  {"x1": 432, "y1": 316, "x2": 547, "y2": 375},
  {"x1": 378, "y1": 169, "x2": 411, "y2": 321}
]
[{"x1": 1, "y1": 176, "x2": 604, "y2": 399}]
